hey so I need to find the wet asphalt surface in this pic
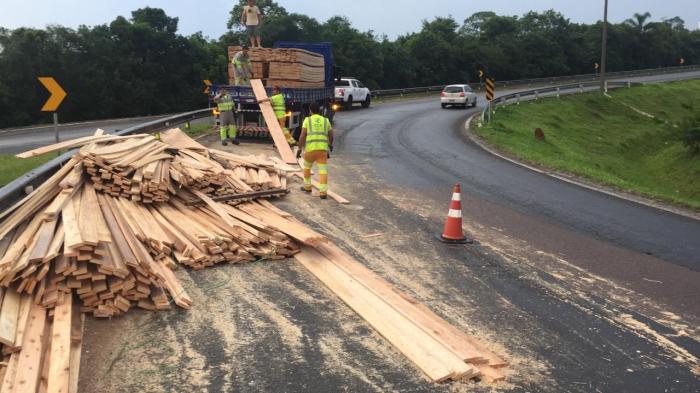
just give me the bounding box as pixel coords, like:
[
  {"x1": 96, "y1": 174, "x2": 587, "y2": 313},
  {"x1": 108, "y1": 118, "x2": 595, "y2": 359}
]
[{"x1": 78, "y1": 74, "x2": 700, "y2": 392}]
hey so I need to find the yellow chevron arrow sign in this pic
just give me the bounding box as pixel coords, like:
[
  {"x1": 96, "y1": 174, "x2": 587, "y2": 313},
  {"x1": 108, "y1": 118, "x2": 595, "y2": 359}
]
[
  {"x1": 203, "y1": 79, "x2": 212, "y2": 94},
  {"x1": 38, "y1": 77, "x2": 67, "y2": 112}
]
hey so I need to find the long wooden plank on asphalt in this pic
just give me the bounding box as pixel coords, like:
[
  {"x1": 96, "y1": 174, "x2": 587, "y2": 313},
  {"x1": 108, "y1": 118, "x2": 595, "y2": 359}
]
[
  {"x1": 295, "y1": 246, "x2": 478, "y2": 382},
  {"x1": 250, "y1": 79, "x2": 298, "y2": 164}
]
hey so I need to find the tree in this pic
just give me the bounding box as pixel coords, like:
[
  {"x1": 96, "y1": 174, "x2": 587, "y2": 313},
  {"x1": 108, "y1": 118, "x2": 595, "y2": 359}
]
[
  {"x1": 625, "y1": 12, "x2": 652, "y2": 32},
  {"x1": 459, "y1": 12, "x2": 497, "y2": 36}
]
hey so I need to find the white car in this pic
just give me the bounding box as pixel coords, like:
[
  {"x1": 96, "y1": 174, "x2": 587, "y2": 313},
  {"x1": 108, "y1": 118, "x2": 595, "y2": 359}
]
[
  {"x1": 441, "y1": 84, "x2": 477, "y2": 109},
  {"x1": 334, "y1": 78, "x2": 371, "y2": 109}
]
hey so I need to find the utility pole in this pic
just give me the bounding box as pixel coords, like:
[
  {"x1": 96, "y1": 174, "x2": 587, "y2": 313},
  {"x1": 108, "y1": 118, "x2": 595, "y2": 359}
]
[{"x1": 600, "y1": 0, "x2": 609, "y2": 93}]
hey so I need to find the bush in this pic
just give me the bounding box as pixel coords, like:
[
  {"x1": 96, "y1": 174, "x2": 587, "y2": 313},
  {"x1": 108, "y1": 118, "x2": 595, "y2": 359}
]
[{"x1": 680, "y1": 114, "x2": 700, "y2": 154}]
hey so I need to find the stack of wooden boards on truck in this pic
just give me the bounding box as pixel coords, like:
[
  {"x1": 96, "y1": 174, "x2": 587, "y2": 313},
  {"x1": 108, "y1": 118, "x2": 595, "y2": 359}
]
[
  {"x1": 0, "y1": 129, "x2": 508, "y2": 390},
  {"x1": 228, "y1": 46, "x2": 325, "y2": 88}
]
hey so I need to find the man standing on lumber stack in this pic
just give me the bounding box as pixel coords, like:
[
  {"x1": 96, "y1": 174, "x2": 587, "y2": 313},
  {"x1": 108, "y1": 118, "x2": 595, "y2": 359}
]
[
  {"x1": 214, "y1": 89, "x2": 240, "y2": 146},
  {"x1": 258, "y1": 86, "x2": 296, "y2": 146},
  {"x1": 232, "y1": 46, "x2": 253, "y2": 86},
  {"x1": 297, "y1": 103, "x2": 333, "y2": 199},
  {"x1": 241, "y1": 0, "x2": 263, "y2": 48}
]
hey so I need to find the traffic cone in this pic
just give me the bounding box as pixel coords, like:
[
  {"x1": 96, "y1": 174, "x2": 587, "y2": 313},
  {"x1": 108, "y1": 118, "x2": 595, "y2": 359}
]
[{"x1": 439, "y1": 184, "x2": 472, "y2": 244}]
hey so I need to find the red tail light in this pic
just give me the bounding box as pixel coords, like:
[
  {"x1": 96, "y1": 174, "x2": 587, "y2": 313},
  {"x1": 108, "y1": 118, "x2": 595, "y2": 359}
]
[
  {"x1": 441, "y1": 92, "x2": 446, "y2": 97},
  {"x1": 338, "y1": 89, "x2": 345, "y2": 96},
  {"x1": 459, "y1": 92, "x2": 466, "y2": 97}
]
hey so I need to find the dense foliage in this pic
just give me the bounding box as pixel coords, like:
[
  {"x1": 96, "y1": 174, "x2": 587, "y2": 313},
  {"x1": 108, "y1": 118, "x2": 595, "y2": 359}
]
[{"x1": 1, "y1": 2, "x2": 698, "y2": 128}]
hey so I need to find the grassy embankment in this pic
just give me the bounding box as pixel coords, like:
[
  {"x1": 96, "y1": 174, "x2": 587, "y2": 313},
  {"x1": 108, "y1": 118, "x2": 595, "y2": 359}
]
[
  {"x1": 473, "y1": 80, "x2": 700, "y2": 209},
  {"x1": 0, "y1": 154, "x2": 54, "y2": 187}
]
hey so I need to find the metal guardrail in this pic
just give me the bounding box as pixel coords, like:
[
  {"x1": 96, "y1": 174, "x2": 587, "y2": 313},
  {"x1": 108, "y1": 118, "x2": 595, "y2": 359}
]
[
  {"x1": 0, "y1": 108, "x2": 213, "y2": 210},
  {"x1": 479, "y1": 80, "x2": 640, "y2": 124},
  {"x1": 372, "y1": 64, "x2": 700, "y2": 97}
]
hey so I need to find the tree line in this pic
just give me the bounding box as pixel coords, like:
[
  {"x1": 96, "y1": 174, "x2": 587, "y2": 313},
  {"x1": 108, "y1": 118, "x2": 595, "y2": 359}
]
[{"x1": 0, "y1": 1, "x2": 698, "y2": 128}]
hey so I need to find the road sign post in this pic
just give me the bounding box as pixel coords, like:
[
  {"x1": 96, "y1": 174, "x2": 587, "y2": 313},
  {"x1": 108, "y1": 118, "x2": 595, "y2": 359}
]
[
  {"x1": 53, "y1": 113, "x2": 59, "y2": 144},
  {"x1": 38, "y1": 77, "x2": 67, "y2": 145}
]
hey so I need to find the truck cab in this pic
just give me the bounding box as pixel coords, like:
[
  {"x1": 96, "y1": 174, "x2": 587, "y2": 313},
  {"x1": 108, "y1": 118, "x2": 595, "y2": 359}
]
[{"x1": 334, "y1": 78, "x2": 371, "y2": 109}]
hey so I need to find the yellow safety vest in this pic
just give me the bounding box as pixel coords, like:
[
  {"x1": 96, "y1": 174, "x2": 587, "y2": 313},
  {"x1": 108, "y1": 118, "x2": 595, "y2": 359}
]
[
  {"x1": 304, "y1": 114, "x2": 330, "y2": 152},
  {"x1": 270, "y1": 93, "x2": 286, "y2": 118},
  {"x1": 218, "y1": 94, "x2": 234, "y2": 111}
]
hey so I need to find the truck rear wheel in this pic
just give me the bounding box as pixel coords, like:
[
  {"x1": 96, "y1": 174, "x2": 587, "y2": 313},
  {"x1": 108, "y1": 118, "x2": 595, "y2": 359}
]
[
  {"x1": 345, "y1": 96, "x2": 353, "y2": 110},
  {"x1": 362, "y1": 95, "x2": 371, "y2": 108}
]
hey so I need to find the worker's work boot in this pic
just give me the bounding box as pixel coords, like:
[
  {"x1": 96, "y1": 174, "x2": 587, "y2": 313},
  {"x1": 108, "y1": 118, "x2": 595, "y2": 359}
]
[
  {"x1": 232, "y1": 138, "x2": 240, "y2": 145},
  {"x1": 300, "y1": 186, "x2": 312, "y2": 193},
  {"x1": 320, "y1": 194, "x2": 328, "y2": 200},
  {"x1": 221, "y1": 140, "x2": 228, "y2": 146}
]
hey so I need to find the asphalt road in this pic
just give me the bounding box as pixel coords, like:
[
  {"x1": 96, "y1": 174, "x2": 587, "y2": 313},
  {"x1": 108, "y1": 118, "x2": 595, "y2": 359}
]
[
  {"x1": 343, "y1": 71, "x2": 700, "y2": 271},
  {"x1": 323, "y1": 72, "x2": 700, "y2": 389}
]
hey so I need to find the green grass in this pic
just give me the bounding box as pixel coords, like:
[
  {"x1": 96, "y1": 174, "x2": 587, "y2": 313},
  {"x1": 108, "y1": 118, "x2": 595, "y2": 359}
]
[
  {"x1": 0, "y1": 154, "x2": 55, "y2": 187},
  {"x1": 181, "y1": 121, "x2": 215, "y2": 137},
  {"x1": 474, "y1": 80, "x2": 700, "y2": 210}
]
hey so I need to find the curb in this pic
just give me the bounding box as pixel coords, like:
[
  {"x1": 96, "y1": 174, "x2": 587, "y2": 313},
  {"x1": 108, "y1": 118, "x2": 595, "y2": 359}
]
[{"x1": 463, "y1": 114, "x2": 700, "y2": 222}]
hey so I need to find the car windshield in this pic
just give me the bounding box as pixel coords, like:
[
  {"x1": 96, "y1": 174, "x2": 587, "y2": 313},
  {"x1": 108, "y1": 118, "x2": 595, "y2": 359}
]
[
  {"x1": 335, "y1": 80, "x2": 351, "y2": 87},
  {"x1": 444, "y1": 86, "x2": 464, "y2": 93}
]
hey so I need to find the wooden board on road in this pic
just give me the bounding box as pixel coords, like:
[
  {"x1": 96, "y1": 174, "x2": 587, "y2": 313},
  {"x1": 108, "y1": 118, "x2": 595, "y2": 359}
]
[{"x1": 250, "y1": 79, "x2": 298, "y2": 165}]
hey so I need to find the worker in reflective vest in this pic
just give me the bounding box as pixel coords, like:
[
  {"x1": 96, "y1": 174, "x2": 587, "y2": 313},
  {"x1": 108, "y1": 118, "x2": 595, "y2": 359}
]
[
  {"x1": 214, "y1": 90, "x2": 239, "y2": 146},
  {"x1": 296, "y1": 103, "x2": 333, "y2": 199},
  {"x1": 232, "y1": 46, "x2": 253, "y2": 86},
  {"x1": 258, "y1": 86, "x2": 296, "y2": 146}
]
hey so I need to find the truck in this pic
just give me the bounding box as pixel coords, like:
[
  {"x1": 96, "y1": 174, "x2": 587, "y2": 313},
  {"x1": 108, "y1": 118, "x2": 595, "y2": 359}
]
[
  {"x1": 334, "y1": 78, "x2": 372, "y2": 109},
  {"x1": 211, "y1": 42, "x2": 337, "y2": 141}
]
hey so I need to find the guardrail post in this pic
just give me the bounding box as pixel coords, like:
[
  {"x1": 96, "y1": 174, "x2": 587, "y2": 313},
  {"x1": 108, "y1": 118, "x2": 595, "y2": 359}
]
[
  {"x1": 535, "y1": 90, "x2": 539, "y2": 100},
  {"x1": 579, "y1": 84, "x2": 584, "y2": 93},
  {"x1": 627, "y1": 82, "x2": 631, "y2": 88},
  {"x1": 556, "y1": 87, "x2": 560, "y2": 99},
  {"x1": 516, "y1": 94, "x2": 521, "y2": 104}
]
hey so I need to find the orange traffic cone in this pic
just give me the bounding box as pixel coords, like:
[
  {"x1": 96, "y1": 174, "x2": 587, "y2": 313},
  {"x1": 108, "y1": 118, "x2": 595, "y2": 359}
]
[{"x1": 439, "y1": 184, "x2": 472, "y2": 244}]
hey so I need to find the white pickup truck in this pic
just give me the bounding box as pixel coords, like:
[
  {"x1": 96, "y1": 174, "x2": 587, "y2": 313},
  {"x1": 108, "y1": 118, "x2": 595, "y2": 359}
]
[{"x1": 334, "y1": 78, "x2": 371, "y2": 109}]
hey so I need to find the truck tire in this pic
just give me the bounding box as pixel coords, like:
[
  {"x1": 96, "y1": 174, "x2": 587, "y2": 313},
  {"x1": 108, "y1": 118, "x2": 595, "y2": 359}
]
[
  {"x1": 345, "y1": 96, "x2": 353, "y2": 110},
  {"x1": 361, "y1": 95, "x2": 371, "y2": 108}
]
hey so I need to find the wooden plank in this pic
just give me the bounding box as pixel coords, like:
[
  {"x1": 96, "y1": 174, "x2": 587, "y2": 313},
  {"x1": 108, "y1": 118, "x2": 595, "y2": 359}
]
[
  {"x1": 10, "y1": 294, "x2": 33, "y2": 351},
  {"x1": 43, "y1": 223, "x2": 65, "y2": 263},
  {"x1": 250, "y1": 79, "x2": 298, "y2": 164},
  {"x1": 61, "y1": 195, "x2": 84, "y2": 250},
  {"x1": 191, "y1": 190, "x2": 239, "y2": 228},
  {"x1": 13, "y1": 300, "x2": 48, "y2": 392},
  {"x1": 16, "y1": 134, "x2": 149, "y2": 158},
  {"x1": 0, "y1": 289, "x2": 21, "y2": 346},
  {"x1": 314, "y1": 241, "x2": 488, "y2": 363},
  {"x1": 292, "y1": 172, "x2": 349, "y2": 204},
  {"x1": 68, "y1": 302, "x2": 84, "y2": 393},
  {"x1": 77, "y1": 184, "x2": 99, "y2": 247},
  {"x1": 0, "y1": 352, "x2": 20, "y2": 392},
  {"x1": 28, "y1": 219, "x2": 59, "y2": 263},
  {"x1": 295, "y1": 247, "x2": 478, "y2": 382},
  {"x1": 47, "y1": 293, "x2": 72, "y2": 393}
]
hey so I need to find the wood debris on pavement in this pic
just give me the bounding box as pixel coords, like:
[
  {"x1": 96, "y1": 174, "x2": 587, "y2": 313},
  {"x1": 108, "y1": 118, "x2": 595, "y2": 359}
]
[{"x1": 0, "y1": 129, "x2": 507, "y2": 391}]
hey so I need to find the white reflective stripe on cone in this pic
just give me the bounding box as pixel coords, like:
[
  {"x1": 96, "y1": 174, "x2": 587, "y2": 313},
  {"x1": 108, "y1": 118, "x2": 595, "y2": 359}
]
[
  {"x1": 452, "y1": 193, "x2": 461, "y2": 201},
  {"x1": 447, "y1": 209, "x2": 462, "y2": 218}
]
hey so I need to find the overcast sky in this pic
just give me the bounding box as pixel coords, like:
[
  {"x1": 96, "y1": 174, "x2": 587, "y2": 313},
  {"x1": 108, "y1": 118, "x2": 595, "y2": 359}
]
[{"x1": 1, "y1": 0, "x2": 698, "y2": 39}]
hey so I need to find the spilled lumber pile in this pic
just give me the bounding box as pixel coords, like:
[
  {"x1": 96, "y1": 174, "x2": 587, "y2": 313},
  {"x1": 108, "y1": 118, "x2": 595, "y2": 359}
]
[
  {"x1": 228, "y1": 46, "x2": 325, "y2": 88},
  {"x1": 0, "y1": 129, "x2": 302, "y2": 391},
  {"x1": 0, "y1": 129, "x2": 298, "y2": 317},
  {"x1": 0, "y1": 130, "x2": 508, "y2": 389}
]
